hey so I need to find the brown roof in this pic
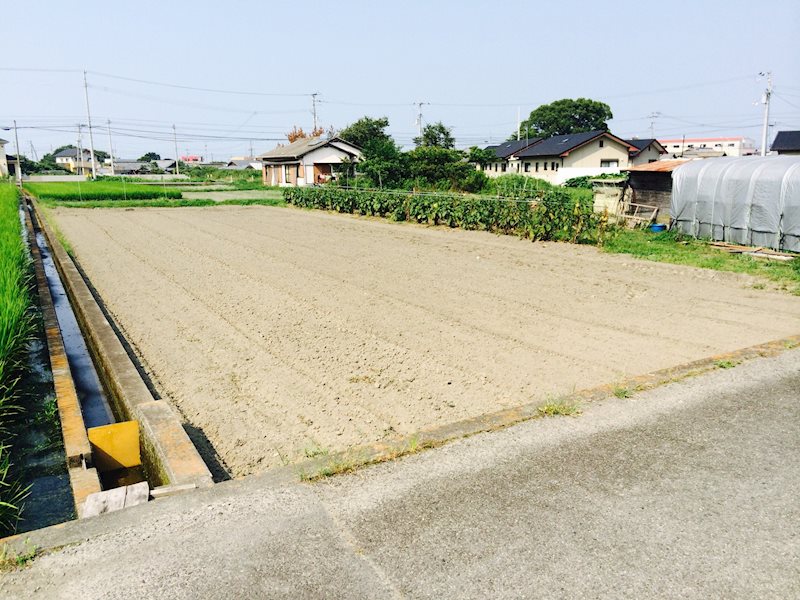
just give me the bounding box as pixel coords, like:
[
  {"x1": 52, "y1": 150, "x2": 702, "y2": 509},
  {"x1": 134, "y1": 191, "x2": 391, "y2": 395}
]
[{"x1": 624, "y1": 159, "x2": 691, "y2": 173}]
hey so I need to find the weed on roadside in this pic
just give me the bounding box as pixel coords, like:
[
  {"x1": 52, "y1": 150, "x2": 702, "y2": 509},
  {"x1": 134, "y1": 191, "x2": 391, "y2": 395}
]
[
  {"x1": 537, "y1": 400, "x2": 581, "y2": 417},
  {"x1": 715, "y1": 360, "x2": 737, "y2": 369},
  {"x1": 613, "y1": 386, "x2": 633, "y2": 399},
  {"x1": 0, "y1": 539, "x2": 37, "y2": 572}
]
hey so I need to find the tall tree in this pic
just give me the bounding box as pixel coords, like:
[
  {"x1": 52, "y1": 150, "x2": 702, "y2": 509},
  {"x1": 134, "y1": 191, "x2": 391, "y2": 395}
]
[
  {"x1": 138, "y1": 152, "x2": 161, "y2": 161},
  {"x1": 515, "y1": 98, "x2": 613, "y2": 140},
  {"x1": 414, "y1": 122, "x2": 455, "y2": 149},
  {"x1": 339, "y1": 116, "x2": 391, "y2": 149}
]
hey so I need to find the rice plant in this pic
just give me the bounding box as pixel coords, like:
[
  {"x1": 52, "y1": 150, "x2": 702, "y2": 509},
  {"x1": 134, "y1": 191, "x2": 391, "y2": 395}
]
[{"x1": 0, "y1": 184, "x2": 33, "y2": 535}]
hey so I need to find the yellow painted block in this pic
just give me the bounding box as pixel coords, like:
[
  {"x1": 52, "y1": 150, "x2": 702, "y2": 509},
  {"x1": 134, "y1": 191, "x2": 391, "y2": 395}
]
[{"x1": 88, "y1": 421, "x2": 141, "y2": 472}]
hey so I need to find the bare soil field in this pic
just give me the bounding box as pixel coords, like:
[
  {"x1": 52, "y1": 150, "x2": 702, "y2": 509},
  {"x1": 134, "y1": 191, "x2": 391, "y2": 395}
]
[
  {"x1": 181, "y1": 189, "x2": 283, "y2": 202},
  {"x1": 52, "y1": 206, "x2": 800, "y2": 478}
]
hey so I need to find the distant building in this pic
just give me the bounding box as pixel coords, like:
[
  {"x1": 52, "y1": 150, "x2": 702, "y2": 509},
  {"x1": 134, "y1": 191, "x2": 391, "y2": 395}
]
[
  {"x1": 0, "y1": 139, "x2": 8, "y2": 177},
  {"x1": 258, "y1": 136, "x2": 362, "y2": 187},
  {"x1": 53, "y1": 147, "x2": 96, "y2": 174},
  {"x1": 658, "y1": 136, "x2": 756, "y2": 158},
  {"x1": 770, "y1": 131, "x2": 800, "y2": 156},
  {"x1": 481, "y1": 130, "x2": 638, "y2": 184},
  {"x1": 624, "y1": 138, "x2": 667, "y2": 166},
  {"x1": 224, "y1": 158, "x2": 262, "y2": 170}
]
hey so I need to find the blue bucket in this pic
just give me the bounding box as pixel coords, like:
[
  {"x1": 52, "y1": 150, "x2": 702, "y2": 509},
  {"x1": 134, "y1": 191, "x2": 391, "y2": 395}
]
[{"x1": 650, "y1": 224, "x2": 667, "y2": 233}]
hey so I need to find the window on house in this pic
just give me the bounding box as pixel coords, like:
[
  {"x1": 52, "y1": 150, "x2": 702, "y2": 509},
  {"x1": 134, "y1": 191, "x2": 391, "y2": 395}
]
[
  {"x1": 494, "y1": 163, "x2": 497, "y2": 172},
  {"x1": 600, "y1": 159, "x2": 619, "y2": 168},
  {"x1": 687, "y1": 144, "x2": 695, "y2": 148},
  {"x1": 599, "y1": 140, "x2": 604, "y2": 147},
  {"x1": 524, "y1": 162, "x2": 530, "y2": 172},
  {"x1": 535, "y1": 162, "x2": 539, "y2": 172},
  {"x1": 728, "y1": 143, "x2": 735, "y2": 147},
  {"x1": 552, "y1": 162, "x2": 558, "y2": 171},
  {"x1": 543, "y1": 162, "x2": 547, "y2": 171},
  {"x1": 673, "y1": 144, "x2": 680, "y2": 148},
  {"x1": 501, "y1": 163, "x2": 507, "y2": 172},
  {"x1": 284, "y1": 164, "x2": 292, "y2": 181}
]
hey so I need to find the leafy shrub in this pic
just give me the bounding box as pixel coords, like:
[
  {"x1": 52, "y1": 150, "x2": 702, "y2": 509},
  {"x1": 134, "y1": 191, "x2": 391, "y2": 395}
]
[
  {"x1": 284, "y1": 187, "x2": 610, "y2": 244},
  {"x1": 563, "y1": 173, "x2": 627, "y2": 189}
]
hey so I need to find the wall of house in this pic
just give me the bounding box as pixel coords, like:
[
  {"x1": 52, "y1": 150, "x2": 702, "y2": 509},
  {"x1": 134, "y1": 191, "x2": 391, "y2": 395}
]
[
  {"x1": 630, "y1": 145, "x2": 663, "y2": 166},
  {"x1": 299, "y1": 146, "x2": 357, "y2": 186},
  {"x1": 563, "y1": 138, "x2": 631, "y2": 169},
  {"x1": 0, "y1": 151, "x2": 7, "y2": 178}
]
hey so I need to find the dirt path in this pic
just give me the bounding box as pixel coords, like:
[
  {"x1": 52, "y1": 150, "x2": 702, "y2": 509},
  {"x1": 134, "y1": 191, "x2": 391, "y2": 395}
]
[
  {"x1": 52, "y1": 206, "x2": 800, "y2": 477},
  {"x1": 181, "y1": 189, "x2": 283, "y2": 202}
]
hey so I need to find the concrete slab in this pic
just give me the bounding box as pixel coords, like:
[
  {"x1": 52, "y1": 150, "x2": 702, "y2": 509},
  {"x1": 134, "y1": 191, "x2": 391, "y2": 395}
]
[{"x1": 82, "y1": 487, "x2": 126, "y2": 518}]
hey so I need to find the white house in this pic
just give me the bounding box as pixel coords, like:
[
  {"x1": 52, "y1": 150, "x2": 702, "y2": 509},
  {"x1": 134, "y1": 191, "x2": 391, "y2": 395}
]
[
  {"x1": 258, "y1": 136, "x2": 362, "y2": 187},
  {"x1": 625, "y1": 138, "x2": 667, "y2": 166},
  {"x1": 481, "y1": 130, "x2": 638, "y2": 184},
  {"x1": 53, "y1": 147, "x2": 96, "y2": 174},
  {"x1": 0, "y1": 139, "x2": 8, "y2": 178}
]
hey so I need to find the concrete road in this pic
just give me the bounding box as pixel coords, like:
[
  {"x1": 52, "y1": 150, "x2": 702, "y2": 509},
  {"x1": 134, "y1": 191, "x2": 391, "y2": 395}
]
[{"x1": 2, "y1": 349, "x2": 798, "y2": 599}]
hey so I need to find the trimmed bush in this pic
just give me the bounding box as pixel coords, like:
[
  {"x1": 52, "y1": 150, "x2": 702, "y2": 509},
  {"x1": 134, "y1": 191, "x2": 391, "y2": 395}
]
[{"x1": 284, "y1": 187, "x2": 610, "y2": 244}]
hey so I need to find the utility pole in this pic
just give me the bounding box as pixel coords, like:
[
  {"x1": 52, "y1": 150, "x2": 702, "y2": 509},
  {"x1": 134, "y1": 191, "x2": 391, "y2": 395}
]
[
  {"x1": 647, "y1": 112, "x2": 661, "y2": 139},
  {"x1": 12, "y1": 120, "x2": 22, "y2": 188},
  {"x1": 415, "y1": 101, "x2": 428, "y2": 138},
  {"x1": 29, "y1": 141, "x2": 38, "y2": 162},
  {"x1": 83, "y1": 71, "x2": 98, "y2": 178},
  {"x1": 311, "y1": 93, "x2": 319, "y2": 132},
  {"x1": 172, "y1": 124, "x2": 180, "y2": 175},
  {"x1": 106, "y1": 119, "x2": 115, "y2": 176},
  {"x1": 77, "y1": 124, "x2": 84, "y2": 176},
  {"x1": 759, "y1": 71, "x2": 773, "y2": 156},
  {"x1": 249, "y1": 140, "x2": 254, "y2": 159},
  {"x1": 517, "y1": 107, "x2": 521, "y2": 141}
]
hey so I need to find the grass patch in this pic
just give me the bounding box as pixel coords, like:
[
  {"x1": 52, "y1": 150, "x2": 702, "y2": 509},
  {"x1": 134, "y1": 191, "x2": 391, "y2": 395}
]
[
  {"x1": 613, "y1": 386, "x2": 633, "y2": 399},
  {"x1": 24, "y1": 181, "x2": 182, "y2": 201},
  {"x1": 0, "y1": 539, "x2": 37, "y2": 572},
  {"x1": 303, "y1": 444, "x2": 329, "y2": 459},
  {"x1": 715, "y1": 359, "x2": 737, "y2": 369},
  {"x1": 537, "y1": 400, "x2": 582, "y2": 417},
  {"x1": 603, "y1": 229, "x2": 800, "y2": 294},
  {"x1": 37, "y1": 197, "x2": 286, "y2": 210}
]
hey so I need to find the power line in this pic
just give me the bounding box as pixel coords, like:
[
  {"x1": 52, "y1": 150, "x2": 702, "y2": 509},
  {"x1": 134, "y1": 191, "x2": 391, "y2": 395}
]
[{"x1": 88, "y1": 70, "x2": 311, "y2": 97}]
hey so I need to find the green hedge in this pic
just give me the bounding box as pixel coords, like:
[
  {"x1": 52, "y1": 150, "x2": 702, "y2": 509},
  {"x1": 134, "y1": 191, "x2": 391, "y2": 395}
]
[
  {"x1": 284, "y1": 187, "x2": 610, "y2": 244},
  {"x1": 24, "y1": 182, "x2": 182, "y2": 201}
]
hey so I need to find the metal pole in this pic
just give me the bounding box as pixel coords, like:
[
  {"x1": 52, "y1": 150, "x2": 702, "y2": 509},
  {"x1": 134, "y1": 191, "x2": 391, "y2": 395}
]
[
  {"x1": 311, "y1": 93, "x2": 319, "y2": 132},
  {"x1": 12, "y1": 120, "x2": 22, "y2": 187},
  {"x1": 107, "y1": 119, "x2": 115, "y2": 175},
  {"x1": 83, "y1": 71, "x2": 98, "y2": 178},
  {"x1": 760, "y1": 71, "x2": 772, "y2": 156},
  {"x1": 172, "y1": 124, "x2": 180, "y2": 175},
  {"x1": 517, "y1": 107, "x2": 521, "y2": 141}
]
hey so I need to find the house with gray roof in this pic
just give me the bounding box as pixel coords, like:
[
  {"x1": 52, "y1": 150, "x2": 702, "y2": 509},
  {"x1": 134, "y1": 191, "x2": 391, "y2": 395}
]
[
  {"x1": 258, "y1": 136, "x2": 362, "y2": 186},
  {"x1": 771, "y1": 131, "x2": 800, "y2": 156},
  {"x1": 482, "y1": 130, "x2": 637, "y2": 184}
]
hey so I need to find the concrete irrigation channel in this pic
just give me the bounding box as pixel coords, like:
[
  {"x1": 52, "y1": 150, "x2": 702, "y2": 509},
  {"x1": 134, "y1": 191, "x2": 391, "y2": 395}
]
[
  {"x1": 4, "y1": 197, "x2": 212, "y2": 540},
  {"x1": 32, "y1": 203, "x2": 800, "y2": 483}
]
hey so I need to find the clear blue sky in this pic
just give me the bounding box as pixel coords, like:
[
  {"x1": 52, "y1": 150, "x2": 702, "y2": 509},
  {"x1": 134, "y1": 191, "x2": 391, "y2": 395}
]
[{"x1": 2, "y1": 0, "x2": 799, "y2": 160}]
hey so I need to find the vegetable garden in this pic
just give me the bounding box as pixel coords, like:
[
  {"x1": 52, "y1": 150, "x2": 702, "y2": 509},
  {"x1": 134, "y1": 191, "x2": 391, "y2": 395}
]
[{"x1": 283, "y1": 186, "x2": 608, "y2": 244}]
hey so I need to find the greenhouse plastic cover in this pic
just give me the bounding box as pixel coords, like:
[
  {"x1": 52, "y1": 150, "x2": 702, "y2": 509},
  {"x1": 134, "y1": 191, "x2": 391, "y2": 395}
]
[{"x1": 671, "y1": 156, "x2": 800, "y2": 252}]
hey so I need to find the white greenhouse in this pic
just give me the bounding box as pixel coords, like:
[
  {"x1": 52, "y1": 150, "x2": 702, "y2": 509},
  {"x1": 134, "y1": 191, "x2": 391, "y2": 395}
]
[{"x1": 671, "y1": 156, "x2": 800, "y2": 252}]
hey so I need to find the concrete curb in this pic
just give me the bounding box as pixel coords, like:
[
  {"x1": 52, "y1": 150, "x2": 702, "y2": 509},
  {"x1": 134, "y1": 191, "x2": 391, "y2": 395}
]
[{"x1": 29, "y1": 198, "x2": 213, "y2": 490}]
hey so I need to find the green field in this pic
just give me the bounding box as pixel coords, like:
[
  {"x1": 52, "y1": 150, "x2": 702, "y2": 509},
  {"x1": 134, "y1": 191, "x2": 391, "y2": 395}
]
[
  {"x1": 24, "y1": 181, "x2": 182, "y2": 201},
  {"x1": 0, "y1": 184, "x2": 33, "y2": 534}
]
